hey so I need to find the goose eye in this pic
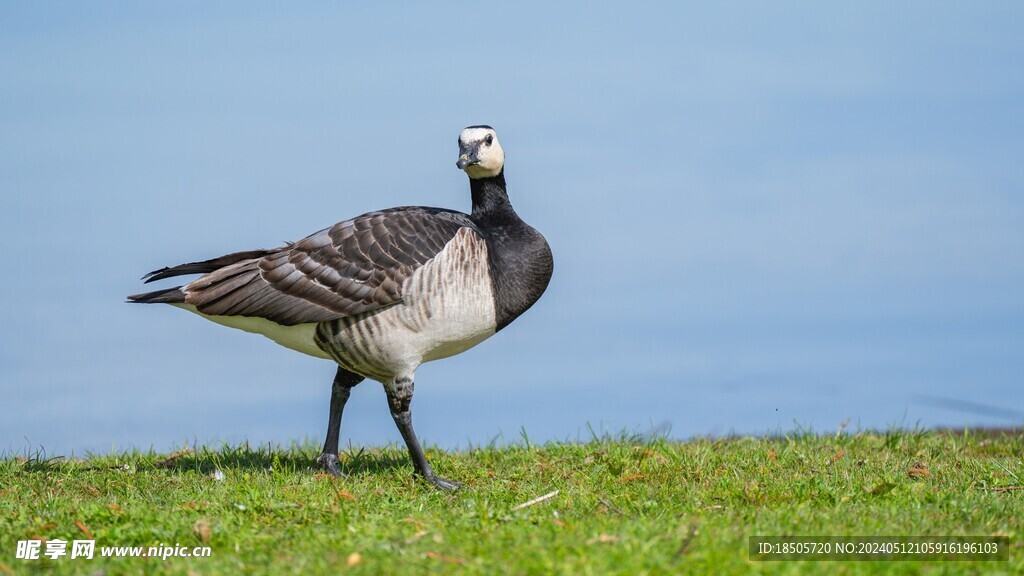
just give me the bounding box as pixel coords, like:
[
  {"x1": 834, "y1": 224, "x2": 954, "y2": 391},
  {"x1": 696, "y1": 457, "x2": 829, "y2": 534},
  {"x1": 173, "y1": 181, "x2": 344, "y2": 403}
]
[{"x1": 485, "y1": 135, "x2": 494, "y2": 145}]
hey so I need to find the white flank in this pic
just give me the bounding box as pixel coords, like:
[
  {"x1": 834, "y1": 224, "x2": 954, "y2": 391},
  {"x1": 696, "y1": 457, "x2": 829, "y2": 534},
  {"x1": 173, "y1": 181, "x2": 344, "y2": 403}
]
[{"x1": 172, "y1": 303, "x2": 331, "y2": 359}]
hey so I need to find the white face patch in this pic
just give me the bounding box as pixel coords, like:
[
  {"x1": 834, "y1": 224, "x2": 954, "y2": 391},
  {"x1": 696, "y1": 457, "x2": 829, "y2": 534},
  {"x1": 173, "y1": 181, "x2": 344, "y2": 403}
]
[{"x1": 458, "y1": 126, "x2": 504, "y2": 179}]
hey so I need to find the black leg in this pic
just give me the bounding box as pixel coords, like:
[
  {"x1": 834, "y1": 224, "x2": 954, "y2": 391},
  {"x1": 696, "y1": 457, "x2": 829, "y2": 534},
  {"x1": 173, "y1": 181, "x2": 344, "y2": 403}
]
[
  {"x1": 386, "y1": 376, "x2": 459, "y2": 491},
  {"x1": 316, "y1": 366, "x2": 363, "y2": 476}
]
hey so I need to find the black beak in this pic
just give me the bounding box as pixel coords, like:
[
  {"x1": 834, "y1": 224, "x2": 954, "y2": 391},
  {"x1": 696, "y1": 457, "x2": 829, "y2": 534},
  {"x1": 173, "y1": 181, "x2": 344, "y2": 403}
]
[{"x1": 456, "y1": 147, "x2": 479, "y2": 169}]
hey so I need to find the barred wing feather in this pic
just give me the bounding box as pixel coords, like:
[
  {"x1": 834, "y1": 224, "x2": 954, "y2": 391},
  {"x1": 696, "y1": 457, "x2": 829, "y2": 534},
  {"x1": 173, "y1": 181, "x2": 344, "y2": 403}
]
[{"x1": 182, "y1": 208, "x2": 474, "y2": 326}]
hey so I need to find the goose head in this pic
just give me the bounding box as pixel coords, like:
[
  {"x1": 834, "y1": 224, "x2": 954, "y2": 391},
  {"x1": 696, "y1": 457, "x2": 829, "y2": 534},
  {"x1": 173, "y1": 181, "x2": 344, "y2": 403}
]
[{"x1": 456, "y1": 125, "x2": 504, "y2": 179}]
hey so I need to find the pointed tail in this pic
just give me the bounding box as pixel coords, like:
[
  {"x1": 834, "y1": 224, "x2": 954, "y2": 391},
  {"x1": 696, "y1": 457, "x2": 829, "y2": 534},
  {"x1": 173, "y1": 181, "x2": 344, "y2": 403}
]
[{"x1": 126, "y1": 286, "x2": 187, "y2": 304}]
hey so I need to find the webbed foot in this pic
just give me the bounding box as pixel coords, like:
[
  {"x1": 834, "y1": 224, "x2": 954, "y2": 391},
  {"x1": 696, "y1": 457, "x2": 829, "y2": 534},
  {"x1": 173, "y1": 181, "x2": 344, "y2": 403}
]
[
  {"x1": 423, "y1": 473, "x2": 460, "y2": 491},
  {"x1": 316, "y1": 452, "x2": 344, "y2": 477}
]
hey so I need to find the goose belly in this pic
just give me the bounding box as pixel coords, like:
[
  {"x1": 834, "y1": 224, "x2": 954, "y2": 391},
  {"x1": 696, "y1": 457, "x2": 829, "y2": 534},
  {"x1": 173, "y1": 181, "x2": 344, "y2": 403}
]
[
  {"x1": 173, "y1": 303, "x2": 332, "y2": 359},
  {"x1": 315, "y1": 228, "x2": 498, "y2": 381}
]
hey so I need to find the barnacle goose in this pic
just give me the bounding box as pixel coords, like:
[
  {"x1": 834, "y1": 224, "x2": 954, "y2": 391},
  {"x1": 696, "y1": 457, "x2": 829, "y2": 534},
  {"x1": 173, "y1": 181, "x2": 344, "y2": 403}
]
[{"x1": 129, "y1": 126, "x2": 553, "y2": 489}]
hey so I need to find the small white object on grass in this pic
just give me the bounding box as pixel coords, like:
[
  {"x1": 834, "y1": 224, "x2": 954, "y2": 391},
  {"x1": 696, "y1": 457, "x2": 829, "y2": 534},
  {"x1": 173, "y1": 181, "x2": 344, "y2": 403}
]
[{"x1": 512, "y1": 490, "x2": 559, "y2": 511}]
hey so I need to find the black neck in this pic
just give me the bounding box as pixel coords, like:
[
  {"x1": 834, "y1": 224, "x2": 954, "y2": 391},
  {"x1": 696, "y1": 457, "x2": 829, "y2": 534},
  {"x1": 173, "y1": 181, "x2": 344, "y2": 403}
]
[
  {"x1": 470, "y1": 171, "x2": 514, "y2": 223},
  {"x1": 465, "y1": 168, "x2": 553, "y2": 331}
]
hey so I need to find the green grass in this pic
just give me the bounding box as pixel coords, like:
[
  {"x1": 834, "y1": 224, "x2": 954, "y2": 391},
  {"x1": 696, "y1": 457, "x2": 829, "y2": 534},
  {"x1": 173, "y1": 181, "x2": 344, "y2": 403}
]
[{"x1": 1, "y1": 428, "x2": 1021, "y2": 575}]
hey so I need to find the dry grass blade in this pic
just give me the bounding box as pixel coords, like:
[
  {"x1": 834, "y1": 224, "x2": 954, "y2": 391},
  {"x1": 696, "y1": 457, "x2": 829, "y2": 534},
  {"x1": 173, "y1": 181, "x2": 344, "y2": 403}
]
[
  {"x1": 512, "y1": 490, "x2": 559, "y2": 511},
  {"x1": 74, "y1": 520, "x2": 94, "y2": 540},
  {"x1": 426, "y1": 551, "x2": 465, "y2": 564},
  {"x1": 405, "y1": 530, "x2": 428, "y2": 544},
  {"x1": 907, "y1": 467, "x2": 930, "y2": 478},
  {"x1": 155, "y1": 448, "x2": 194, "y2": 468},
  {"x1": 983, "y1": 485, "x2": 1024, "y2": 492}
]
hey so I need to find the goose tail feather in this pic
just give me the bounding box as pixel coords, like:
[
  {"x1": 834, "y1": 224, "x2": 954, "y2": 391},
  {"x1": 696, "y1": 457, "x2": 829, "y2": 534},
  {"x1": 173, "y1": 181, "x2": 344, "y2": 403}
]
[{"x1": 126, "y1": 286, "x2": 187, "y2": 304}]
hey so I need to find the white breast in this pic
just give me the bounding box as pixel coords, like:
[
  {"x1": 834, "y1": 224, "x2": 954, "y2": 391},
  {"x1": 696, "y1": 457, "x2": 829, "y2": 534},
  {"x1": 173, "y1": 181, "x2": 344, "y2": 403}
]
[{"x1": 316, "y1": 227, "x2": 498, "y2": 381}]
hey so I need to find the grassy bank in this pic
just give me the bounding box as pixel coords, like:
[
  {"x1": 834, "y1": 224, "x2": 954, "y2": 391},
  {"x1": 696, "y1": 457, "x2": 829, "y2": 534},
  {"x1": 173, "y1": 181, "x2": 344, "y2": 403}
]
[{"x1": 1, "y1": 429, "x2": 1021, "y2": 575}]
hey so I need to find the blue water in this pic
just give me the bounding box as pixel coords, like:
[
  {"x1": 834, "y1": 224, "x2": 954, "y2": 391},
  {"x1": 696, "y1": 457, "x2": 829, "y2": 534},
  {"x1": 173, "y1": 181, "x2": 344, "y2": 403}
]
[
  {"x1": 4, "y1": 284, "x2": 1021, "y2": 457},
  {"x1": 2, "y1": 2, "x2": 1023, "y2": 456}
]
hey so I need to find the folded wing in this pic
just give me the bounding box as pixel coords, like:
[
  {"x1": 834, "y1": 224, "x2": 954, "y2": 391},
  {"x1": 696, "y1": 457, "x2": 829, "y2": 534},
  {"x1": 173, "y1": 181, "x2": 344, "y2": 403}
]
[{"x1": 175, "y1": 208, "x2": 475, "y2": 326}]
